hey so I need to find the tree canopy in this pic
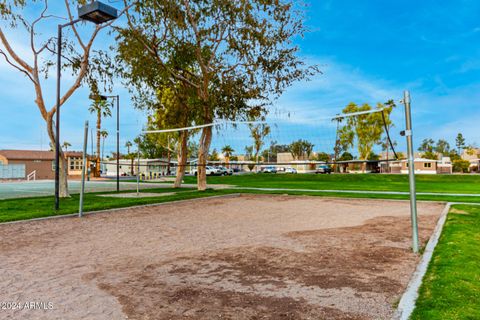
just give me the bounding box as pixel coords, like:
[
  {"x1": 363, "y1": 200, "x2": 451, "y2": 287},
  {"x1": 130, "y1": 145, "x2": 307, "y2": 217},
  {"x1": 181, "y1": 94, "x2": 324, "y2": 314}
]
[{"x1": 116, "y1": 0, "x2": 318, "y2": 190}]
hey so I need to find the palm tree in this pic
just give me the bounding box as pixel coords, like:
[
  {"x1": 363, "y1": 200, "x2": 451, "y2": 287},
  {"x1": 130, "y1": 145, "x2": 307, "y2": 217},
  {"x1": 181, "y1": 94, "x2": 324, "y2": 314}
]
[
  {"x1": 125, "y1": 141, "x2": 134, "y2": 175},
  {"x1": 88, "y1": 99, "x2": 112, "y2": 159},
  {"x1": 100, "y1": 130, "x2": 108, "y2": 160},
  {"x1": 62, "y1": 141, "x2": 71, "y2": 152},
  {"x1": 221, "y1": 145, "x2": 234, "y2": 168},
  {"x1": 125, "y1": 141, "x2": 132, "y2": 154},
  {"x1": 379, "y1": 137, "x2": 397, "y2": 173}
]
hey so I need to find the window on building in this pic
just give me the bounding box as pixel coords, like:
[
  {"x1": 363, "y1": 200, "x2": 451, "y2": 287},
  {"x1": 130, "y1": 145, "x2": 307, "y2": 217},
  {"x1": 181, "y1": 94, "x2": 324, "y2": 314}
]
[
  {"x1": 69, "y1": 157, "x2": 83, "y2": 170},
  {"x1": 424, "y1": 163, "x2": 432, "y2": 168}
]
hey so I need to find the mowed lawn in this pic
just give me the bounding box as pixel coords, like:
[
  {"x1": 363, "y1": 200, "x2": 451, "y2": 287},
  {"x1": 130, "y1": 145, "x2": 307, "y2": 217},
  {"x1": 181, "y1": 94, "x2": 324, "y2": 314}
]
[
  {"x1": 2, "y1": 174, "x2": 480, "y2": 223},
  {"x1": 411, "y1": 204, "x2": 480, "y2": 319},
  {"x1": 182, "y1": 173, "x2": 480, "y2": 194},
  {"x1": 0, "y1": 188, "x2": 232, "y2": 223}
]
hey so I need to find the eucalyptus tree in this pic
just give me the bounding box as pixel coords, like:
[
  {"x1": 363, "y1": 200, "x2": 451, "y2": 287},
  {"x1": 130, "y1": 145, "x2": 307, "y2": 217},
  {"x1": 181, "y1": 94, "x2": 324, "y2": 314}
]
[
  {"x1": 249, "y1": 123, "x2": 270, "y2": 167},
  {"x1": 338, "y1": 102, "x2": 394, "y2": 172},
  {"x1": 289, "y1": 139, "x2": 314, "y2": 160},
  {"x1": 116, "y1": 0, "x2": 317, "y2": 190},
  {"x1": 0, "y1": 0, "x2": 128, "y2": 196}
]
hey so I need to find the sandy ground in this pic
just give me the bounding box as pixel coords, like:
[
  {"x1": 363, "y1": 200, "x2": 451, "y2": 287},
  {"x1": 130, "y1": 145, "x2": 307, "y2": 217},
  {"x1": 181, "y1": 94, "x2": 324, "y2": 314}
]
[{"x1": 0, "y1": 195, "x2": 444, "y2": 320}]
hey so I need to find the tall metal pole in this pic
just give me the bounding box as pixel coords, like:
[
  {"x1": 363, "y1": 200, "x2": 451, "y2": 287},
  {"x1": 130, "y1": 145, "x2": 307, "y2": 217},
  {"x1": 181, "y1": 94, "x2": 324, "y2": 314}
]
[
  {"x1": 116, "y1": 95, "x2": 120, "y2": 192},
  {"x1": 334, "y1": 114, "x2": 340, "y2": 173},
  {"x1": 79, "y1": 121, "x2": 89, "y2": 218},
  {"x1": 403, "y1": 90, "x2": 419, "y2": 253},
  {"x1": 54, "y1": 24, "x2": 62, "y2": 211},
  {"x1": 136, "y1": 142, "x2": 140, "y2": 196}
]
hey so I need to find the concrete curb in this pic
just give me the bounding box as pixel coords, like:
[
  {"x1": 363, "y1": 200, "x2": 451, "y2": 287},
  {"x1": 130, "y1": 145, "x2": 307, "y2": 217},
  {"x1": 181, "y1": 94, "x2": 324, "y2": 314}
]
[
  {"x1": 394, "y1": 202, "x2": 451, "y2": 319},
  {"x1": 0, "y1": 193, "x2": 242, "y2": 226},
  {"x1": 394, "y1": 201, "x2": 480, "y2": 319}
]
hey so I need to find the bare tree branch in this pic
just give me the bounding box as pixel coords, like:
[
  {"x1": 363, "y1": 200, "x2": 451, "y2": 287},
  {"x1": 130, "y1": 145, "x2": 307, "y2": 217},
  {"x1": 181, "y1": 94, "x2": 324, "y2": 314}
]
[
  {"x1": 0, "y1": 49, "x2": 35, "y2": 82},
  {"x1": 0, "y1": 27, "x2": 33, "y2": 73},
  {"x1": 182, "y1": 0, "x2": 208, "y2": 77},
  {"x1": 64, "y1": 0, "x2": 86, "y2": 50}
]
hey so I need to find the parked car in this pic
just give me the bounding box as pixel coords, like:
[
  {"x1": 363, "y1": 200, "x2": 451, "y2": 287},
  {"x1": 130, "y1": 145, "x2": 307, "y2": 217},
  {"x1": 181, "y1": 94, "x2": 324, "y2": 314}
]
[
  {"x1": 216, "y1": 166, "x2": 233, "y2": 176},
  {"x1": 315, "y1": 165, "x2": 332, "y2": 174},
  {"x1": 191, "y1": 166, "x2": 221, "y2": 176},
  {"x1": 285, "y1": 167, "x2": 297, "y2": 174},
  {"x1": 261, "y1": 166, "x2": 277, "y2": 173}
]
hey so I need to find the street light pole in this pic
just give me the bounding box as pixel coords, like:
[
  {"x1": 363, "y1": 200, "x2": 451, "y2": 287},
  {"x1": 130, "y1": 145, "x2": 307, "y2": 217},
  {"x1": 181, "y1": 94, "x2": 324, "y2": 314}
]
[
  {"x1": 55, "y1": 19, "x2": 80, "y2": 211},
  {"x1": 54, "y1": 1, "x2": 118, "y2": 210},
  {"x1": 116, "y1": 95, "x2": 120, "y2": 192}
]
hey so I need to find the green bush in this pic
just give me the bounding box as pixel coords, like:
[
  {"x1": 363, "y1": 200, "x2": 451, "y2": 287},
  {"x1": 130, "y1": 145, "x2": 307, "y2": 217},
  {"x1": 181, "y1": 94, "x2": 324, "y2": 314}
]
[{"x1": 453, "y1": 159, "x2": 470, "y2": 173}]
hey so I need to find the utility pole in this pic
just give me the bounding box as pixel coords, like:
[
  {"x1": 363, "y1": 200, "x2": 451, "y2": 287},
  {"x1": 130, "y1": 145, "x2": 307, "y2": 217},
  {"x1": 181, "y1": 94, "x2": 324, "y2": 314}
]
[
  {"x1": 403, "y1": 90, "x2": 419, "y2": 253},
  {"x1": 79, "y1": 121, "x2": 89, "y2": 218}
]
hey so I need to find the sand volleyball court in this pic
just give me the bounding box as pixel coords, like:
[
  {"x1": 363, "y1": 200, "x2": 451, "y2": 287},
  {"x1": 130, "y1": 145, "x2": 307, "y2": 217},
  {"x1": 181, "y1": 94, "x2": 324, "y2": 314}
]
[{"x1": 0, "y1": 194, "x2": 444, "y2": 319}]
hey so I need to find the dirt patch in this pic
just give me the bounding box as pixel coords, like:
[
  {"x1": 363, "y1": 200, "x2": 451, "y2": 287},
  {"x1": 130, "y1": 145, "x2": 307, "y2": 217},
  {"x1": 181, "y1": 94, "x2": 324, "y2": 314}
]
[
  {"x1": 449, "y1": 207, "x2": 469, "y2": 215},
  {"x1": 0, "y1": 195, "x2": 444, "y2": 319}
]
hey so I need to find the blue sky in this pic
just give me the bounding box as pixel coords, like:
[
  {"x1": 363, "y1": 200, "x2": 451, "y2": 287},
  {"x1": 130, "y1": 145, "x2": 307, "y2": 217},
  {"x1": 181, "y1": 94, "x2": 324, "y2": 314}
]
[{"x1": 1, "y1": 0, "x2": 479, "y2": 156}]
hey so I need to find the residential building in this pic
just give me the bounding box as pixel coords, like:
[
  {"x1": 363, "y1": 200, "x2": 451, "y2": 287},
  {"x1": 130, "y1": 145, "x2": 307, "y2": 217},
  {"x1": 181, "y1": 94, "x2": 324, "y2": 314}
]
[
  {"x1": 461, "y1": 148, "x2": 480, "y2": 172},
  {"x1": 389, "y1": 157, "x2": 452, "y2": 174},
  {"x1": 103, "y1": 158, "x2": 178, "y2": 177},
  {"x1": 0, "y1": 149, "x2": 88, "y2": 180}
]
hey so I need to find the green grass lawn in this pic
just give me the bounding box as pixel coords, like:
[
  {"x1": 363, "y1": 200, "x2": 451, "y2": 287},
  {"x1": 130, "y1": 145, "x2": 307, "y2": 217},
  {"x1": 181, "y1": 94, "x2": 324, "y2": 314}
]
[
  {"x1": 2, "y1": 173, "x2": 480, "y2": 223},
  {"x1": 178, "y1": 173, "x2": 480, "y2": 194},
  {"x1": 0, "y1": 188, "x2": 233, "y2": 223},
  {"x1": 411, "y1": 204, "x2": 480, "y2": 319}
]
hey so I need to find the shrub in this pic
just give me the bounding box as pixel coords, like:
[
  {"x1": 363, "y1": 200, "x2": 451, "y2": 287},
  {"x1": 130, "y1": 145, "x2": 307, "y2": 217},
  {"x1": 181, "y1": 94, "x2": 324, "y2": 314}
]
[{"x1": 452, "y1": 159, "x2": 470, "y2": 173}]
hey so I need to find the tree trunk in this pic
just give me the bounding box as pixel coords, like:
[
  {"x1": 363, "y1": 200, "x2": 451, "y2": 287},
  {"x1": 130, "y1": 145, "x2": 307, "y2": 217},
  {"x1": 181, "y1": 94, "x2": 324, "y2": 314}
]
[
  {"x1": 174, "y1": 131, "x2": 188, "y2": 188},
  {"x1": 386, "y1": 146, "x2": 389, "y2": 173},
  {"x1": 102, "y1": 137, "x2": 105, "y2": 161},
  {"x1": 46, "y1": 114, "x2": 70, "y2": 197},
  {"x1": 167, "y1": 149, "x2": 171, "y2": 176},
  {"x1": 197, "y1": 126, "x2": 212, "y2": 191}
]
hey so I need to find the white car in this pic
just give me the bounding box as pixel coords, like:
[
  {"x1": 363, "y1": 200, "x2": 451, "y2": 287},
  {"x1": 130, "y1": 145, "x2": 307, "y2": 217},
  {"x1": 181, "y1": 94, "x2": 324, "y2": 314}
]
[
  {"x1": 217, "y1": 166, "x2": 233, "y2": 175},
  {"x1": 191, "y1": 166, "x2": 221, "y2": 176},
  {"x1": 261, "y1": 166, "x2": 277, "y2": 173},
  {"x1": 285, "y1": 167, "x2": 297, "y2": 174}
]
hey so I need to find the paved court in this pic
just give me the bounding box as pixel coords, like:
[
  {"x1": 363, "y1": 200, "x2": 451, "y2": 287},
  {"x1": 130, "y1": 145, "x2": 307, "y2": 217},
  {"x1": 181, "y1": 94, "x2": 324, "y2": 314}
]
[{"x1": 0, "y1": 180, "x2": 180, "y2": 200}]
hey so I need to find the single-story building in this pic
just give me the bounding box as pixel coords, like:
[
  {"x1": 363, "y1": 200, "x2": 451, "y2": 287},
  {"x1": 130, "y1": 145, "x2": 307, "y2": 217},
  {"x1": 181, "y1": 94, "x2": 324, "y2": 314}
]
[
  {"x1": 389, "y1": 157, "x2": 452, "y2": 174},
  {"x1": 461, "y1": 148, "x2": 480, "y2": 172},
  {"x1": 0, "y1": 149, "x2": 88, "y2": 180},
  {"x1": 103, "y1": 158, "x2": 179, "y2": 177}
]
